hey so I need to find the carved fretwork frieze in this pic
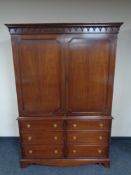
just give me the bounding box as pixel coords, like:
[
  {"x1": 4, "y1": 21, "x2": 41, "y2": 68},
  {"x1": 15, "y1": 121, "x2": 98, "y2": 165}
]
[{"x1": 5, "y1": 23, "x2": 123, "y2": 35}]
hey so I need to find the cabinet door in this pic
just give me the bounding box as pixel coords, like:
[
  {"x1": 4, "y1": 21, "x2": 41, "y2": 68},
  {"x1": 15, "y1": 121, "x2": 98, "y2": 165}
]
[
  {"x1": 14, "y1": 34, "x2": 64, "y2": 115},
  {"x1": 65, "y1": 35, "x2": 115, "y2": 116}
]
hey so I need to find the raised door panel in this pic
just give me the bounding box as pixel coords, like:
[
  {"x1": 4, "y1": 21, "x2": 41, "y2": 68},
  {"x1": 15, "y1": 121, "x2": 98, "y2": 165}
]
[
  {"x1": 66, "y1": 36, "x2": 112, "y2": 115},
  {"x1": 17, "y1": 35, "x2": 63, "y2": 115}
]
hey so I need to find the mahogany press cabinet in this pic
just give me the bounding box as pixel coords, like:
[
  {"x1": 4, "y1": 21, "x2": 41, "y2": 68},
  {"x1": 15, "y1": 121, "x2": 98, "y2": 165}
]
[{"x1": 6, "y1": 23, "x2": 122, "y2": 168}]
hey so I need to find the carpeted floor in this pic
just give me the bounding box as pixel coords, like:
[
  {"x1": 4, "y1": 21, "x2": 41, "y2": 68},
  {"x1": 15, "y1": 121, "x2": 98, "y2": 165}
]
[{"x1": 0, "y1": 138, "x2": 131, "y2": 175}]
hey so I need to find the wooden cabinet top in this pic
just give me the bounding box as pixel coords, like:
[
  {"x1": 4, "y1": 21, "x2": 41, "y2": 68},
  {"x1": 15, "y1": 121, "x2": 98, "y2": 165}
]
[{"x1": 6, "y1": 23, "x2": 123, "y2": 35}]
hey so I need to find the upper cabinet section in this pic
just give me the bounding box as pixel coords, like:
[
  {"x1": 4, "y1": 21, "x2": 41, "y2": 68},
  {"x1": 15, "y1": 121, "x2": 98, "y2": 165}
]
[
  {"x1": 6, "y1": 23, "x2": 123, "y2": 35},
  {"x1": 6, "y1": 23, "x2": 123, "y2": 117}
]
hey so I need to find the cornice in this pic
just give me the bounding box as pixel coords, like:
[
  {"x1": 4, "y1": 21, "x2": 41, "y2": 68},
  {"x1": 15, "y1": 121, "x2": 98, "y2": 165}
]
[{"x1": 5, "y1": 23, "x2": 123, "y2": 35}]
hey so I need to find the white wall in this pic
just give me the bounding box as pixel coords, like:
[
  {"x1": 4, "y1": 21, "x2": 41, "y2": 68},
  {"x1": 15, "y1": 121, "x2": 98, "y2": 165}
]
[{"x1": 0, "y1": 0, "x2": 131, "y2": 136}]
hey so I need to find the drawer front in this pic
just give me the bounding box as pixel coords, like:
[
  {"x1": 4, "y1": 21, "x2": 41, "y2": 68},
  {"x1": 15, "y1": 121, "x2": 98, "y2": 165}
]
[
  {"x1": 21, "y1": 132, "x2": 64, "y2": 144},
  {"x1": 67, "y1": 131, "x2": 110, "y2": 144},
  {"x1": 67, "y1": 119, "x2": 111, "y2": 130},
  {"x1": 67, "y1": 145, "x2": 108, "y2": 158},
  {"x1": 19, "y1": 119, "x2": 63, "y2": 132},
  {"x1": 22, "y1": 145, "x2": 63, "y2": 158}
]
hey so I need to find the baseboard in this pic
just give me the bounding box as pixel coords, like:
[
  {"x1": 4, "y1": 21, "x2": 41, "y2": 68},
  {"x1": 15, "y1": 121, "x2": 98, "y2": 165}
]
[
  {"x1": 0, "y1": 136, "x2": 19, "y2": 139},
  {"x1": 111, "y1": 136, "x2": 131, "y2": 140}
]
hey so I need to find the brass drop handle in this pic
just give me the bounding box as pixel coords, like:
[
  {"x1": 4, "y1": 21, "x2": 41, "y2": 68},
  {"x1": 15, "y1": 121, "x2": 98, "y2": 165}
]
[
  {"x1": 99, "y1": 136, "x2": 103, "y2": 140},
  {"x1": 98, "y1": 149, "x2": 102, "y2": 154},
  {"x1": 29, "y1": 150, "x2": 32, "y2": 154},
  {"x1": 73, "y1": 136, "x2": 77, "y2": 140},
  {"x1": 54, "y1": 136, "x2": 58, "y2": 140},
  {"x1": 99, "y1": 123, "x2": 104, "y2": 128},
  {"x1": 28, "y1": 136, "x2": 32, "y2": 141},
  {"x1": 73, "y1": 149, "x2": 76, "y2": 153},
  {"x1": 54, "y1": 149, "x2": 58, "y2": 154},
  {"x1": 53, "y1": 123, "x2": 58, "y2": 128},
  {"x1": 73, "y1": 123, "x2": 77, "y2": 128},
  {"x1": 27, "y1": 124, "x2": 31, "y2": 128}
]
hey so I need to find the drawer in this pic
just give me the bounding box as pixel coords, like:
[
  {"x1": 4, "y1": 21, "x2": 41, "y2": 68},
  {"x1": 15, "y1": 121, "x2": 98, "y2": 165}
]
[
  {"x1": 67, "y1": 131, "x2": 110, "y2": 144},
  {"x1": 67, "y1": 145, "x2": 108, "y2": 158},
  {"x1": 21, "y1": 132, "x2": 64, "y2": 144},
  {"x1": 22, "y1": 145, "x2": 63, "y2": 159},
  {"x1": 19, "y1": 119, "x2": 63, "y2": 132},
  {"x1": 67, "y1": 119, "x2": 111, "y2": 130}
]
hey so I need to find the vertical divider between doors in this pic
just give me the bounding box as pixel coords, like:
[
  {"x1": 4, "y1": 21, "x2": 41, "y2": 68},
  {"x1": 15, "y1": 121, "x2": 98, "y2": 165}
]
[
  {"x1": 64, "y1": 37, "x2": 69, "y2": 114},
  {"x1": 62, "y1": 36, "x2": 68, "y2": 158},
  {"x1": 59, "y1": 37, "x2": 65, "y2": 114}
]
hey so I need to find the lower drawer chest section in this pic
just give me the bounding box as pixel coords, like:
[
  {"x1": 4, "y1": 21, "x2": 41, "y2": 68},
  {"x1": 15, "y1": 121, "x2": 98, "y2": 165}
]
[{"x1": 19, "y1": 117, "x2": 111, "y2": 165}]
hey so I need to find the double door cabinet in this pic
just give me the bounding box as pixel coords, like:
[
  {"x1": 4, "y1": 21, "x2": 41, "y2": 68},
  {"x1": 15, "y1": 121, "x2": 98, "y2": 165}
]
[{"x1": 6, "y1": 23, "x2": 122, "y2": 168}]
